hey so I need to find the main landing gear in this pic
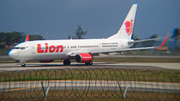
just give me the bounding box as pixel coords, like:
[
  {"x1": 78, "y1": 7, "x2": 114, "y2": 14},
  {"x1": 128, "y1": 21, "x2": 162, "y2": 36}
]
[
  {"x1": 63, "y1": 59, "x2": 71, "y2": 65},
  {"x1": 85, "y1": 60, "x2": 93, "y2": 65},
  {"x1": 18, "y1": 60, "x2": 26, "y2": 67},
  {"x1": 63, "y1": 59, "x2": 93, "y2": 66}
]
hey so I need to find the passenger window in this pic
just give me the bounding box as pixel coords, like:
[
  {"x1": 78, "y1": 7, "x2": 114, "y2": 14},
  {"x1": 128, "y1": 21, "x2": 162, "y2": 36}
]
[
  {"x1": 14, "y1": 47, "x2": 20, "y2": 49},
  {"x1": 20, "y1": 47, "x2": 26, "y2": 50}
]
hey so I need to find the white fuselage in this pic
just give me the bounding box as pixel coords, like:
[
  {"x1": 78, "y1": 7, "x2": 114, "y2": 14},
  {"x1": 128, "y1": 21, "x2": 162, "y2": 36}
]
[{"x1": 9, "y1": 39, "x2": 130, "y2": 61}]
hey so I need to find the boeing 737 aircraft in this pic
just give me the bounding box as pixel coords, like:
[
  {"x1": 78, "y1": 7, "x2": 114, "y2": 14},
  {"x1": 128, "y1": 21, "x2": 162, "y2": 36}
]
[{"x1": 8, "y1": 4, "x2": 169, "y2": 67}]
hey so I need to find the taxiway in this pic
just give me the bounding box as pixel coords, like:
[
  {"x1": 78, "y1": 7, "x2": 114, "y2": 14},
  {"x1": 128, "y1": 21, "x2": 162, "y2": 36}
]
[{"x1": 0, "y1": 62, "x2": 179, "y2": 71}]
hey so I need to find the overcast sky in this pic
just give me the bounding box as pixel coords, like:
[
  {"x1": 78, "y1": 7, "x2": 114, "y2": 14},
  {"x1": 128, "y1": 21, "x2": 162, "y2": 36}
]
[{"x1": 0, "y1": 0, "x2": 180, "y2": 40}]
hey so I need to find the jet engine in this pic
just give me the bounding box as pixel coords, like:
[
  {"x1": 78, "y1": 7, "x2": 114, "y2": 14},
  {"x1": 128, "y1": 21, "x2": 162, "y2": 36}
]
[
  {"x1": 75, "y1": 53, "x2": 93, "y2": 63},
  {"x1": 39, "y1": 60, "x2": 54, "y2": 63}
]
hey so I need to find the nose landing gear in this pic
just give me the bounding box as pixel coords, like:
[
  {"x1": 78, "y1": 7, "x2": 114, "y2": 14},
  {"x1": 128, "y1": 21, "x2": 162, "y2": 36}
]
[
  {"x1": 20, "y1": 61, "x2": 26, "y2": 67},
  {"x1": 21, "y1": 63, "x2": 26, "y2": 67}
]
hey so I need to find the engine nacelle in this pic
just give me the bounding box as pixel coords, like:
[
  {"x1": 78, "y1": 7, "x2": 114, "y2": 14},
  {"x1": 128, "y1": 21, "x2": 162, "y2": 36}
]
[
  {"x1": 39, "y1": 60, "x2": 54, "y2": 63},
  {"x1": 75, "y1": 53, "x2": 93, "y2": 63}
]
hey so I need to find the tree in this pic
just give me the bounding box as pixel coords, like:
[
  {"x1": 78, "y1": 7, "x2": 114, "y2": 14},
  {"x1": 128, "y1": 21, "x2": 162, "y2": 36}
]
[
  {"x1": 10, "y1": 31, "x2": 24, "y2": 44},
  {"x1": 0, "y1": 31, "x2": 45, "y2": 48},
  {"x1": 29, "y1": 34, "x2": 45, "y2": 40},
  {"x1": 0, "y1": 31, "x2": 25, "y2": 46},
  {"x1": 142, "y1": 34, "x2": 159, "y2": 47},
  {"x1": 67, "y1": 34, "x2": 76, "y2": 39},
  {"x1": 68, "y1": 25, "x2": 87, "y2": 39},
  {"x1": 67, "y1": 35, "x2": 72, "y2": 39},
  {"x1": 4, "y1": 32, "x2": 13, "y2": 46},
  {"x1": 75, "y1": 25, "x2": 87, "y2": 39},
  {"x1": 0, "y1": 32, "x2": 5, "y2": 48}
]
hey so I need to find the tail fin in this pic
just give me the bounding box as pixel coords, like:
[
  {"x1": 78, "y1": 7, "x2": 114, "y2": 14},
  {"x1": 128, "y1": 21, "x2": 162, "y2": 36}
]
[
  {"x1": 108, "y1": 4, "x2": 138, "y2": 40},
  {"x1": 24, "y1": 34, "x2": 29, "y2": 42},
  {"x1": 159, "y1": 34, "x2": 170, "y2": 47},
  {"x1": 154, "y1": 34, "x2": 170, "y2": 50}
]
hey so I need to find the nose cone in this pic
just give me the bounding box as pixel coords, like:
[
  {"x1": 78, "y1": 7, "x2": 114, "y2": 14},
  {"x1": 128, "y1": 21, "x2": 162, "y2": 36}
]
[{"x1": 8, "y1": 49, "x2": 18, "y2": 59}]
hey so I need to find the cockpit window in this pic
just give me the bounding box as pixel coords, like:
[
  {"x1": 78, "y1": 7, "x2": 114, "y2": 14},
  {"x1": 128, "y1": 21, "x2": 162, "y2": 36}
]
[
  {"x1": 20, "y1": 47, "x2": 25, "y2": 50},
  {"x1": 14, "y1": 47, "x2": 26, "y2": 50},
  {"x1": 14, "y1": 47, "x2": 20, "y2": 49}
]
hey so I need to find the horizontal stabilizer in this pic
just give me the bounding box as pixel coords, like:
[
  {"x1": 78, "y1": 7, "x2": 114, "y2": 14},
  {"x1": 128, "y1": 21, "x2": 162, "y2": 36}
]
[{"x1": 128, "y1": 38, "x2": 161, "y2": 44}]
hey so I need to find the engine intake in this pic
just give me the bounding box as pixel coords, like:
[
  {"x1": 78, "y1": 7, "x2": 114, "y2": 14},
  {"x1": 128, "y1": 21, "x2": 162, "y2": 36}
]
[{"x1": 75, "y1": 53, "x2": 93, "y2": 63}]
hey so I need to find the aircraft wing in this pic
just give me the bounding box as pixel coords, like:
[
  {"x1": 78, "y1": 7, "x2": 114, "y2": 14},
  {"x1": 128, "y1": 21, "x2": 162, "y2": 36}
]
[
  {"x1": 68, "y1": 46, "x2": 160, "y2": 57},
  {"x1": 128, "y1": 38, "x2": 161, "y2": 44}
]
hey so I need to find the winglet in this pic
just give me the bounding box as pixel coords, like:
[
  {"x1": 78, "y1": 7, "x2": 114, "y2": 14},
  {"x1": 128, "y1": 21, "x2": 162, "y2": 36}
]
[
  {"x1": 159, "y1": 34, "x2": 170, "y2": 47},
  {"x1": 24, "y1": 34, "x2": 29, "y2": 42}
]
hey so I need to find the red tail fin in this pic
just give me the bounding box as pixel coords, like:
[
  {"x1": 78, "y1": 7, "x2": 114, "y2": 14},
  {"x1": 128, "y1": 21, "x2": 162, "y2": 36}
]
[
  {"x1": 160, "y1": 34, "x2": 170, "y2": 47},
  {"x1": 25, "y1": 34, "x2": 29, "y2": 42},
  {"x1": 154, "y1": 34, "x2": 169, "y2": 51}
]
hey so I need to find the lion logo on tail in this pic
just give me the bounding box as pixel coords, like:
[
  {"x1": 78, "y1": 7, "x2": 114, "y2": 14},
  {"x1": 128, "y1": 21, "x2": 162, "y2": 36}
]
[{"x1": 124, "y1": 19, "x2": 133, "y2": 36}]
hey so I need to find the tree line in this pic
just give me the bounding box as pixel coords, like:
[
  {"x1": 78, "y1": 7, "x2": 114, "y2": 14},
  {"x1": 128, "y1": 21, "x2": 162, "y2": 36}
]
[
  {"x1": 0, "y1": 25, "x2": 86, "y2": 49},
  {"x1": 0, "y1": 26, "x2": 179, "y2": 50},
  {"x1": 0, "y1": 31, "x2": 44, "y2": 48}
]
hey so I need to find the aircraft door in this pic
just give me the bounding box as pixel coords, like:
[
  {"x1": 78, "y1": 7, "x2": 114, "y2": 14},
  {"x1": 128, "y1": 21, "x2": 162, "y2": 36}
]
[
  {"x1": 119, "y1": 41, "x2": 123, "y2": 48},
  {"x1": 30, "y1": 43, "x2": 36, "y2": 54},
  {"x1": 76, "y1": 45, "x2": 79, "y2": 51},
  {"x1": 99, "y1": 43, "x2": 102, "y2": 51}
]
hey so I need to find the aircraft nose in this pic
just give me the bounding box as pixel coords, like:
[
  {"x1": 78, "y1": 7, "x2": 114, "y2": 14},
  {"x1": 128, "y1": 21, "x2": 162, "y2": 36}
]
[{"x1": 8, "y1": 50, "x2": 18, "y2": 59}]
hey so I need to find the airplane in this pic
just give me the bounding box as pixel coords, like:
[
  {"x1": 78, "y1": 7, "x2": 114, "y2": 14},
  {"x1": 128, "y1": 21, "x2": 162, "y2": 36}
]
[{"x1": 8, "y1": 4, "x2": 169, "y2": 67}]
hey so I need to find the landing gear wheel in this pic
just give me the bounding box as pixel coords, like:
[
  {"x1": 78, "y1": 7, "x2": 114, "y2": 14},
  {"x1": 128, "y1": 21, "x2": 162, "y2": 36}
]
[
  {"x1": 21, "y1": 63, "x2": 26, "y2": 67},
  {"x1": 85, "y1": 60, "x2": 93, "y2": 65},
  {"x1": 63, "y1": 59, "x2": 71, "y2": 65}
]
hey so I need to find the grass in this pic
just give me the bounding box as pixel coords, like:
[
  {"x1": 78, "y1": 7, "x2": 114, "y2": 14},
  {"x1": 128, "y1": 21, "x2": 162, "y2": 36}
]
[
  {"x1": 0, "y1": 48, "x2": 11, "y2": 56},
  {"x1": 0, "y1": 90, "x2": 179, "y2": 101}
]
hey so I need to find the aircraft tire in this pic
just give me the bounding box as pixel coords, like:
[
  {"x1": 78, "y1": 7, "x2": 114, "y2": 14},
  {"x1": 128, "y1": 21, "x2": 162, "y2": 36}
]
[
  {"x1": 85, "y1": 60, "x2": 93, "y2": 65},
  {"x1": 63, "y1": 59, "x2": 71, "y2": 65},
  {"x1": 21, "y1": 63, "x2": 26, "y2": 67}
]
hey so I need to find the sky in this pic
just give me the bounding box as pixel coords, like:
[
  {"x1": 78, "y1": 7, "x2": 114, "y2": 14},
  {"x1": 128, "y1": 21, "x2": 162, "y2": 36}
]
[{"x1": 0, "y1": 0, "x2": 180, "y2": 40}]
